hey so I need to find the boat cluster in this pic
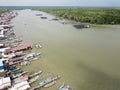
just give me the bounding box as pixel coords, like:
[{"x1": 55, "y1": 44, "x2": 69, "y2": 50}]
[
  {"x1": 0, "y1": 10, "x2": 42, "y2": 90},
  {"x1": 0, "y1": 11, "x2": 73, "y2": 90}
]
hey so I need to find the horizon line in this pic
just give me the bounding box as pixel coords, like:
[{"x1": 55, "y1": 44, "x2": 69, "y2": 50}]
[{"x1": 0, "y1": 6, "x2": 120, "y2": 7}]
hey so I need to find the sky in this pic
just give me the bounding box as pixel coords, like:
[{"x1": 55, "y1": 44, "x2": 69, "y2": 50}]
[{"x1": 0, "y1": 0, "x2": 120, "y2": 7}]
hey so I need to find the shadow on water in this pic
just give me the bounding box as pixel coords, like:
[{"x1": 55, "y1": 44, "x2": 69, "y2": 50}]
[{"x1": 76, "y1": 62, "x2": 120, "y2": 90}]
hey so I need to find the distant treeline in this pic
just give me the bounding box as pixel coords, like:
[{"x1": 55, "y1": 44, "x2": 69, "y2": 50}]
[
  {"x1": 33, "y1": 8, "x2": 120, "y2": 24},
  {"x1": 0, "y1": 9, "x2": 12, "y2": 14}
]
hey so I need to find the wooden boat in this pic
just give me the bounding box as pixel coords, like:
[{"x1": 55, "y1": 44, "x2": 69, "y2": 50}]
[
  {"x1": 0, "y1": 77, "x2": 11, "y2": 90},
  {"x1": 39, "y1": 75, "x2": 60, "y2": 86},
  {"x1": 31, "y1": 75, "x2": 60, "y2": 90},
  {"x1": 29, "y1": 70, "x2": 42, "y2": 78},
  {"x1": 40, "y1": 17, "x2": 47, "y2": 19},
  {"x1": 9, "y1": 56, "x2": 24, "y2": 64},
  {"x1": 11, "y1": 67, "x2": 20, "y2": 72},
  {"x1": 29, "y1": 75, "x2": 40, "y2": 84},
  {"x1": 12, "y1": 71, "x2": 28, "y2": 79},
  {"x1": 44, "y1": 81, "x2": 56, "y2": 88},
  {"x1": 20, "y1": 61, "x2": 30, "y2": 66},
  {"x1": 24, "y1": 52, "x2": 41, "y2": 61},
  {"x1": 9, "y1": 81, "x2": 31, "y2": 90},
  {"x1": 13, "y1": 38, "x2": 22, "y2": 43},
  {"x1": 13, "y1": 76, "x2": 28, "y2": 84},
  {"x1": 59, "y1": 84, "x2": 72, "y2": 90},
  {"x1": 5, "y1": 43, "x2": 32, "y2": 53},
  {"x1": 8, "y1": 65, "x2": 19, "y2": 71},
  {"x1": 8, "y1": 53, "x2": 25, "y2": 64},
  {"x1": 35, "y1": 44, "x2": 42, "y2": 48},
  {"x1": 9, "y1": 59, "x2": 23, "y2": 65},
  {"x1": 36, "y1": 14, "x2": 43, "y2": 16},
  {"x1": 39, "y1": 77, "x2": 52, "y2": 86},
  {"x1": 74, "y1": 24, "x2": 90, "y2": 29}
]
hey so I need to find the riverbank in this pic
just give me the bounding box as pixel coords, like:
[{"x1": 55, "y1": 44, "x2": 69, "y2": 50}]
[{"x1": 33, "y1": 8, "x2": 120, "y2": 25}]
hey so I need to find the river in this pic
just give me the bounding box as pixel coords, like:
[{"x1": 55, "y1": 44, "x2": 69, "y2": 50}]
[{"x1": 12, "y1": 9, "x2": 120, "y2": 90}]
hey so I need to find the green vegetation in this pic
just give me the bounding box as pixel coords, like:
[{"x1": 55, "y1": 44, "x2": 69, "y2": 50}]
[
  {"x1": 0, "y1": 9, "x2": 11, "y2": 14},
  {"x1": 33, "y1": 8, "x2": 120, "y2": 24}
]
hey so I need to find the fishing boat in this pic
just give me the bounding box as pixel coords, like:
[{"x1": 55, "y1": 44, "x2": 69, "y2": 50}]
[
  {"x1": 8, "y1": 65, "x2": 20, "y2": 71},
  {"x1": 10, "y1": 67, "x2": 20, "y2": 72},
  {"x1": 12, "y1": 71, "x2": 28, "y2": 79},
  {"x1": 8, "y1": 56, "x2": 24, "y2": 64},
  {"x1": 59, "y1": 84, "x2": 72, "y2": 90},
  {"x1": 35, "y1": 43, "x2": 42, "y2": 49},
  {"x1": 36, "y1": 14, "x2": 43, "y2": 16},
  {"x1": 31, "y1": 75, "x2": 60, "y2": 90},
  {"x1": 39, "y1": 77, "x2": 52, "y2": 86},
  {"x1": 24, "y1": 52, "x2": 41, "y2": 61},
  {"x1": 0, "y1": 77, "x2": 11, "y2": 90},
  {"x1": 13, "y1": 38, "x2": 22, "y2": 43},
  {"x1": 44, "y1": 81, "x2": 56, "y2": 88},
  {"x1": 29, "y1": 70, "x2": 42, "y2": 78},
  {"x1": 20, "y1": 61, "x2": 30, "y2": 66},
  {"x1": 5, "y1": 43, "x2": 32, "y2": 53},
  {"x1": 29, "y1": 75, "x2": 40, "y2": 84},
  {"x1": 9, "y1": 81, "x2": 31, "y2": 90},
  {"x1": 39, "y1": 75, "x2": 60, "y2": 86},
  {"x1": 40, "y1": 17, "x2": 47, "y2": 19},
  {"x1": 13, "y1": 76, "x2": 28, "y2": 84}
]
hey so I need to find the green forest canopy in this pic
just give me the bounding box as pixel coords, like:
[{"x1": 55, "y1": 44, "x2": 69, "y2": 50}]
[{"x1": 34, "y1": 8, "x2": 120, "y2": 24}]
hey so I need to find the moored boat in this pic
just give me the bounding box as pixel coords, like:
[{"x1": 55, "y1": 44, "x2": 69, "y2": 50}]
[
  {"x1": 12, "y1": 71, "x2": 28, "y2": 79},
  {"x1": 31, "y1": 75, "x2": 60, "y2": 90},
  {"x1": 24, "y1": 52, "x2": 41, "y2": 61},
  {"x1": 29, "y1": 70, "x2": 42, "y2": 78},
  {"x1": 29, "y1": 75, "x2": 40, "y2": 84},
  {"x1": 13, "y1": 76, "x2": 28, "y2": 84},
  {"x1": 44, "y1": 80, "x2": 56, "y2": 88},
  {"x1": 59, "y1": 84, "x2": 72, "y2": 90}
]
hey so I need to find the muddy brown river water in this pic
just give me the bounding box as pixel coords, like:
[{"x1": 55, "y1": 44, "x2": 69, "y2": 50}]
[{"x1": 12, "y1": 9, "x2": 120, "y2": 90}]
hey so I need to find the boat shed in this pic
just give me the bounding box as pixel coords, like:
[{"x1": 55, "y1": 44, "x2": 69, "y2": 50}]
[{"x1": 0, "y1": 77, "x2": 11, "y2": 89}]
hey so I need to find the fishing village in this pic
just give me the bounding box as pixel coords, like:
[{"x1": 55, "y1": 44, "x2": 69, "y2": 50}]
[{"x1": 0, "y1": 10, "x2": 72, "y2": 90}]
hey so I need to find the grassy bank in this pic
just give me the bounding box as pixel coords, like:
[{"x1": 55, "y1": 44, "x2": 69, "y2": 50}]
[{"x1": 33, "y1": 8, "x2": 120, "y2": 25}]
